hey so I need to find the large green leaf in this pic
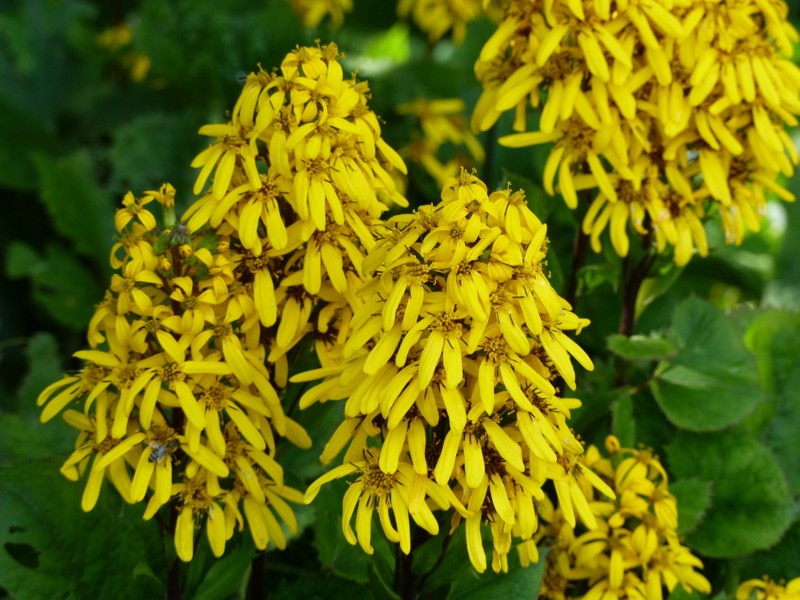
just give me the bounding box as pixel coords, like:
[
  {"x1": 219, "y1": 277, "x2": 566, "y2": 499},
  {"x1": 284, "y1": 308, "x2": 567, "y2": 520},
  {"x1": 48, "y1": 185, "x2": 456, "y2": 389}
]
[
  {"x1": 667, "y1": 431, "x2": 794, "y2": 558},
  {"x1": 669, "y1": 478, "x2": 713, "y2": 535},
  {"x1": 611, "y1": 394, "x2": 636, "y2": 449},
  {"x1": 311, "y1": 479, "x2": 379, "y2": 584},
  {"x1": 34, "y1": 150, "x2": 114, "y2": 260},
  {"x1": 732, "y1": 519, "x2": 800, "y2": 583},
  {"x1": 607, "y1": 333, "x2": 677, "y2": 361},
  {"x1": 16, "y1": 332, "x2": 62, "y2": 413},
  {"x1": 5, "y1": 241, "x2": 104, "y2": 330},
  {"x1": 650, "y1": 298, "x2": 763, "y2": 431},
  {"x1": 269, "y1": 573, "x2": 378, "y2": 600},
  {"x1": 763, "y1": 367, "x2": 800, "y2": 495},
  {"x1": 191, "y1": 541, "x2": 254, "y2": 600},
  {"x1": 742, "y1": 310, "x2": 800, "y2": 397},
  {"x1": 450, "y1": 549, "x2": 548, "y2": 600},
  {"x1": 0, "y1": 459, "x2": 161, "y2": 599}
]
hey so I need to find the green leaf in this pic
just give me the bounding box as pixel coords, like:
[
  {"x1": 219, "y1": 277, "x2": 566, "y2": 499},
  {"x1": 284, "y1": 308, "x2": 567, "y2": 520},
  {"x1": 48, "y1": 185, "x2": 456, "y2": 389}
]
[
  {"x1": 764, "y1": 366, "x2": 800, "y2": 495},
  {"x1": 451, "y1": 549, "x2": 548, "y2": 600},
  {"x1": 743, "y1": 310, "x2": 800, "y2": 397},
  {"x1": 416, "y1": 526, "x2": 470, "y2": 596},
  {"x1": 16, "y1": 332, "x2": 62, "y2": 412},
  {"x1": 611, "y1": 394, "x2": 636, "y2": 449},
  {"x1": 0, "y1": 459, "x2": 161, "y2": 599},
  {"x1": 34, "y1": 150, "x2": 114, "y2": 260},
  {"x1": 669, "y1": 478, "x2": 713, "y2": 535},
  {"x1": 666, "y1": 430, "x2": 794, "y2": 558},
  {"x1": 637, "y1": 261, "x2": 684, "y2": 316},
  {"x1": 311, "y1": 479, "x2": 372, "y2": 584},
  {"x1": 607, "y1": 333, "x2": 677, "y2": 361},
  {"x1": 5, "y1": 242, "x2": 103, "y2": 330},
  {"x1": 650, "y1": 298, "x2": 764, "y2": 431},
  {"x1": 5, "y1": 240, "x2": 44, "y2": 278},
  {"x1": 0, "y1": 412, "x2": 74, "y2": 466},
  {"x1": 191, "y1": 542, "x2": 254, "y2": 600},
  {"x1": 269, "y1": 573, "x2": 378, "y2": 600},
  {"x1": 733, "y1": 519, "x2": 800, "y2": 583}
]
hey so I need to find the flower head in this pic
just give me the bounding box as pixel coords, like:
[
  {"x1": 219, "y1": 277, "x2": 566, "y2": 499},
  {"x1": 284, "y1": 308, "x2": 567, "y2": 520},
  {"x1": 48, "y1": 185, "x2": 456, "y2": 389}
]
[
  {"x1": 298, "y1": 169, "x2": 608, "y2": 572},
  {"x1": 38, "y1": 185, "x2": 309, "y2": 561},
  {"x1": 737, "y1": 576, "x2": 800, "y2": 600},
  {"x1": 537, "y1": 436, "x2": 711, "y2": 599},
  {"x1": 476, "y1": 0, "x2": 800, "y2": 265}
]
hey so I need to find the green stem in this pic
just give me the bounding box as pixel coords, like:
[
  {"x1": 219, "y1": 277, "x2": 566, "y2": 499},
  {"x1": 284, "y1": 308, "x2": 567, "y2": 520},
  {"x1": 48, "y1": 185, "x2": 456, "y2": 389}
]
[
  {"x1": 165, "y1": 507, "x2": 183, "y2": 600},
  {"x1": 394, "y1": 543, "x2": 416, "y2": 600},
  {"x1": 565, "y1": 227, "x2": 589, "y2": 310},
  {"x1": 481, "y1": 124, "x2": 497, "y2": 185},
  {"x1": 249, "y1": 551, "x2": 265, "y2": 598},
  {"x1": 619, "y1": 246, "x2": 655, "y2": 337},
  {"x1": 417, "y1": 529, "x2": 454, "y2": 592}
]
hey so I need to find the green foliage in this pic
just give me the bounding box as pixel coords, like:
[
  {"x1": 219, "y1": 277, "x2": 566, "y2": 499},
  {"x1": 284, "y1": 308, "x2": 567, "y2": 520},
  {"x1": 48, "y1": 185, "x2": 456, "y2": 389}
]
[
  {"x1": 0, "y1": 460, "x2": 160, "y2": 599},
  {"x1": 667, "y1": 430, "x2": 795, "y2": 558},
  {"x1": 607, "y1": 333, "x2": 677, "y2": 361},
  {"x1": 449, "y1": 551, "x2": 548, "y2": 600},
  {"x1": 6, "y1": 241, "x2": 104, "y2": 330},
  {"x1": 669, "y1": 479, "x2": 713, "y2": 535},
  {"x1": 34, "y1": 151, "x2": 114, "y2": 260},
  {"x1": 650, "y1": 298, "x2": 764, "y2": 431}
]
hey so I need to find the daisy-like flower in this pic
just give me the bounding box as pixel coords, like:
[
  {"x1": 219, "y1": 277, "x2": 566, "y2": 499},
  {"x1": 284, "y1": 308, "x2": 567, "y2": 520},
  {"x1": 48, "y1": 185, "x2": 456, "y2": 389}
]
[
  {"x1": 305, "y1": 448, "x2": 465, "y2": 555},
  {"x1": 397, "y1": 0, "x2": 485, "y2": 44},
  {"x1": 475, "y1": 0, "x2": 800, "y2": 266},
  {"x1": 286, "y1": 0, "x2": 353, "y2": 28},
  {"x1": 737, "y1": 576, "x2": 800, "y2": 600},
  {"x1": 297, "y1": 169, "x2": 609, "y2": 572},
  {"x1": 38, "y1": 184, "x2": 310, "y2": 561},
  {"x1": 397, "y1": 98, "x2": 485, "y2": 186},
  {"x1": 184, "y1": 43, "x2": 408, "y2": 370},
  {"x1": 537, "y1": 436, "x2": 711, "y2": 600}
]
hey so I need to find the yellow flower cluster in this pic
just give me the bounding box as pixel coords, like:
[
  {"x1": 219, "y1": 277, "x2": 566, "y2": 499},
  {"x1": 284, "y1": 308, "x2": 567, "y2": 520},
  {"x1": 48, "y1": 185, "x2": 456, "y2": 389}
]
[
  {"x1": 286, "y1": 0, "x2": 352, "y2": 28},
  {"x1": 96, "y1": 23, "x2": 151, "y2": 83},
  {"x1": 38, "y1": 185, "x2": 310, "y2": 561},
  {"x1": 398, "y1": 0, "x2": 485, "y2": 44},
  {"x1": 737, "y1": 576, "x2": 800, "y2": 600},
  {"x1": 474, "y1": 0, "x2": 799, "y2": 266},
  {"x1": 397, "y1": 98, "x2": 485, "y2": 186},
  {"x1": 37, "y1": 43, "x2": 409, "y2": 563},
  {"x1": 299, "y1": 168, "x2": 614, "y2": 573},
  {"x1": 536, "y1": 436, "x2": 710, "y2": 600},
  {"x1": 186, "y1": 42, "x2": 408, "y2": 374}
]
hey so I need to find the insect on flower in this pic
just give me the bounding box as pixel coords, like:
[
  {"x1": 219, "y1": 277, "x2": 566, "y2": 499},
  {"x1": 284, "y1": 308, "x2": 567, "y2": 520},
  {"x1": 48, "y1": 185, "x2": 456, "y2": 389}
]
[{"x1": 147, "y1": 438, "x2": 179, "y2": 463}]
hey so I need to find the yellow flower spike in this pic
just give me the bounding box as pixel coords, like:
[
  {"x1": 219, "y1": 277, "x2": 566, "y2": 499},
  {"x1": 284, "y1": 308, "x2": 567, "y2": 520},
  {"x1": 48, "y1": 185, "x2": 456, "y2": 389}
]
[
  {"x1": 296, "y1": 169, "x2": 596, "y2": 571},
  {"x1": 538, "y1": 441, "x2": 710, "y2": 599},
  {"x1": 477, "y1": 0, "x2": 800, "y2": 265}
]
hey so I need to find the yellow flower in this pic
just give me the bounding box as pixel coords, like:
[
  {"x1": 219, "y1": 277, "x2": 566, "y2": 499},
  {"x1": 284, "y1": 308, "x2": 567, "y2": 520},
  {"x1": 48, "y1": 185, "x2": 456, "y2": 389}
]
[
  {"x1": 305, "y1": 449, "x2": 464, "y2": 555},
  {"x1": 287, "y1": 0, "x2": 352, "y2": 28},
  {"x1": 398, "y1": 0, "x2": 484, "y2": 44},
  {"x1": 475, "y1": 0, "x2": 800, "y2": 265},
  {"x1": 39, "y1": 182, "x2": 310, "y2": 562},
  {"x1": 398, "y1": 97, "x2": 486, "y2": 186},
  {"x1": 57, "y1": 410, "x2": 135, "y2": 511},
  {"x1": 737, "y1": 576, "x2": 800, "y2": 600},
  {"x1": 538, "y1": 436, "x2": 711, "y2": 599},
  {"x1": 297, "y1": 169, "x2": 605, "y2": 572}
]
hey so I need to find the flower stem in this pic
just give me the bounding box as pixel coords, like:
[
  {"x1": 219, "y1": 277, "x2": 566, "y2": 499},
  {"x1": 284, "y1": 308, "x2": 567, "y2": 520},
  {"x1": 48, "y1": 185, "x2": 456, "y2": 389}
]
[
  {"x1": 565, "y1": 227, "x2": 589, "y2": 310},
  {"x1": 166, "y1": 507, "x2": 183, "y2": 600},
  {"x1": 481, "y1": 124, "x2": 497, "y2": 185},
  {"x1": 619, "y1": 243, "x2": 655, "y2": 337},
  {"x1": 417, "y1": 529, "x2": 454, "y2": 592},
  {"x1": 394, "y1": 542, "x2": 417, "y2": 600}
]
